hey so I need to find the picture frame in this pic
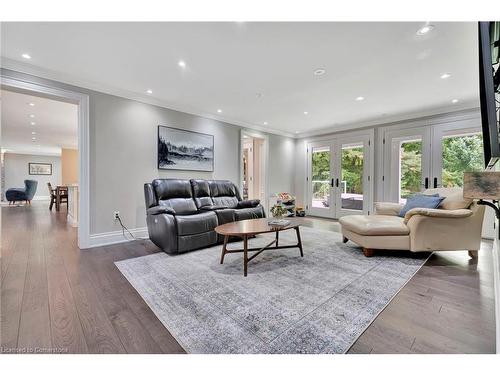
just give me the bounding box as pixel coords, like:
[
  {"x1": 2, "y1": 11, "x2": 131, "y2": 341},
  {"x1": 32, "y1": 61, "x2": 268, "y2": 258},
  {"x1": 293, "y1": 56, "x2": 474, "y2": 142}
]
[
  {"x1": 157, "y1": 126, "x2": 214, "y2": 172},
  {"x1": 28, "y1": 162, "x2": 53, "y2": 175}
]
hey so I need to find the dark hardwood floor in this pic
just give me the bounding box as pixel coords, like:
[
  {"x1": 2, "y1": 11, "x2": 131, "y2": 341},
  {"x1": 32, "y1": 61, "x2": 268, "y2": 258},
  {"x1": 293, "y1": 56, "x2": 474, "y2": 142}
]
[{"x1": 0, "y1": 202, "x2": 496, "y2": 353}]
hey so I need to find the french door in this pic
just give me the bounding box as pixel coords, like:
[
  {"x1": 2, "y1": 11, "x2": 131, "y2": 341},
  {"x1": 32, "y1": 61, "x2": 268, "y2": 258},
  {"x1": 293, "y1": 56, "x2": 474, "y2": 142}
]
[
  {"x1": 383, "y1": 121, "x2": 483, "y2": 203},
  {"x1": 307, "y1": 132, "x2": 373, "y2": 218}
]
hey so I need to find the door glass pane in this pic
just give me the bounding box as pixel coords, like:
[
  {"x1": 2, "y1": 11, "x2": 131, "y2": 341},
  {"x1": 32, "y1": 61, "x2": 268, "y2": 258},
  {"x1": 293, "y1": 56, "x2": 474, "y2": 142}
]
[
  {"x1": 400, "y1": 139, "x2": 422, "y2": 203},
  {"x1": 311, "y1": 146, "x2": 331, "y2": 209},
  {"x1": 340, "y1": 143, "x2": 364, "y2": 210},
  {"x1": 442, "y1": 133, "x2": 484, "y2": 188}
]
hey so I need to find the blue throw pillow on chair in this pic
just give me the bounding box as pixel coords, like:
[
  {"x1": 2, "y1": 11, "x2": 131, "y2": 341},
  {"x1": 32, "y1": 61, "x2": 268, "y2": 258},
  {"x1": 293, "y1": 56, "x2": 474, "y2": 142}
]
[{"x1": 398, "y1": 194, "x2": 444, "y2": 218}]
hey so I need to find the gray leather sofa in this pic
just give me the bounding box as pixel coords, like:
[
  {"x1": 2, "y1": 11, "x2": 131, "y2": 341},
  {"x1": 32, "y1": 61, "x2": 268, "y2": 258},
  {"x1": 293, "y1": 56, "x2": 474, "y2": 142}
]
[{"x1": 144, "y1": 179, "x2": 265, "y2": 254}]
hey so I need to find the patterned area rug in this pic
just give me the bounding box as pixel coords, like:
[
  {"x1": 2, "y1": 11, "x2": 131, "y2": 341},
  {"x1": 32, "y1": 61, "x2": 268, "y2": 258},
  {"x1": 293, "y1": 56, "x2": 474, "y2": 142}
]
[{"x1": 115, "y1": 227, "x2": 428, "y2": 353}]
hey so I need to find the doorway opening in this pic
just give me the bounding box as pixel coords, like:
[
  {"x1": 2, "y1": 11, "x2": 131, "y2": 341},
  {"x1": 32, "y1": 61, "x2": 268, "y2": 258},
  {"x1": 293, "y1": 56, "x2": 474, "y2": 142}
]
[
  {"x1": 1, "y1": 75, "x2": 90, "y2": 248},
  {"x1": 240, "y1": 131, "x2": 268, "y2": 212}
]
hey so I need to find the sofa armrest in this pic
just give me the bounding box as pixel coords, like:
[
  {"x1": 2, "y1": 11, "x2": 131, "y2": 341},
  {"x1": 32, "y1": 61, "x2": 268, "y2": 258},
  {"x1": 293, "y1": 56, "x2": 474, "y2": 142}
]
[
  {"x1": 237, "y1": 199, "x2": 260, "y2": 209},
  {"x1": 374, "y1": 202, "x2": 404, "y2": 216},
  {"x1": 403, "y1": 207, "x2": 472, "y2": 223},
  {"x1": 199, "y1": 205, "x2": 228, "y2": 211},
  {"x1": 147, "y1": 206, "x2": 176, "y2": 216}
]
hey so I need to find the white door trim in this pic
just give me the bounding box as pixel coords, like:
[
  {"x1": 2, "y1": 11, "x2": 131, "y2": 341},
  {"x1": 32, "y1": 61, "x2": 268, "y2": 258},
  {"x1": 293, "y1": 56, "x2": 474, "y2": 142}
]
[
  {"x1": 240, "y1": 129, "x2": 269, "y2": 214},
  {"x1": 1, "y1": 75, "x2": 91, "y2": 249}
]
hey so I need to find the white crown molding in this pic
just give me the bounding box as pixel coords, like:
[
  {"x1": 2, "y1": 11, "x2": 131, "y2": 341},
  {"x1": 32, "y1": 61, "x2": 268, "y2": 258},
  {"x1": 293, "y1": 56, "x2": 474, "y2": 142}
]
[
  {"x1": 1, "y1": 58, "x2": 297, "y2": 138},
  {"x1": 2, "y1": 57, "x2": 482, "y2": 141},
  {"x1": 87, "y1": 227, "x2": 149, "y2": 249},
  {"x1": 296, "y1": 106, "x2": 481, "y2": 139},
  {"x1": 1, "y1": 149, "x2": 61, "y2": 157}
]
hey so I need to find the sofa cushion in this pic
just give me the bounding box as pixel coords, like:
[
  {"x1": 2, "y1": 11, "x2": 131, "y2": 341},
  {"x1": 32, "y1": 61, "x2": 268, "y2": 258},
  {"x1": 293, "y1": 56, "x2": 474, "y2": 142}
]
[
  {"x1": 398, "y1": 194, "x2": 444, "y2": 217},
  {"x1": 175, "y1": 211, "x2": 218, "y2": 236},
  {"x1": 424, "y1": 187, "x2": 473, "y2": 210},
  {"x1": 153, "y1": 179, "x2": 198, "y2": 214},
  {"x1": 190, "y1": 179, "x2": 214, "y2": 208},
  {"x1": 339, "y1": 215, "x2": 410, "y2": 236}
]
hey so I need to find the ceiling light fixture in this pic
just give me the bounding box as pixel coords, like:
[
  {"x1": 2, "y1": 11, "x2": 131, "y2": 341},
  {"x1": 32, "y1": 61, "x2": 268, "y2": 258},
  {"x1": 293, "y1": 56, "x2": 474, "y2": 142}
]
[
  {"x1": 29, "y1": 114, "x2": 35, "y2": 118},
  {"x1": 31, "y1": 131, "x2": 36, "y2": 135},
  {"x1": 314, "y1": 68, "x2": 326, "y2": 76},
  {"x1": 263, "y1": 121, "x2": 268, "y2": 125},
  {"x1": 22, "y1": 53, "x2": 31, "y2": 59},
  {"x1": 29, "y1": 102, "x2": 35, "y2": 107},
  {"x1": 32, "y1": 137, "x2": 36, "y2": 140},
  {"x1": 303, "y1": 111, "x2": 308, "y2": 115},
  {"x1": 416, "y1": 24, "x2": 434, "y2": 36},
  {"x1": 146, "y1": 89, "x2": 153, "y2": 94},
  {"x1": 452, "y1": 99, "x2": 459, "y2": 103},
  {"x1": 178, "y1": 60, "x2": 186, "y2": 68},
  {"x1": 30, "y1": 122, "x2": 36, "y2": 125},
  {"x1": 440, "y1": 73, "x2": 451, "y2": 79},
  {"x1": 217, "y1": 109, "x2": 222, "y2": 113},
  {"x1": 355, "y1": 96, "x2": 365, "y2": 101}
]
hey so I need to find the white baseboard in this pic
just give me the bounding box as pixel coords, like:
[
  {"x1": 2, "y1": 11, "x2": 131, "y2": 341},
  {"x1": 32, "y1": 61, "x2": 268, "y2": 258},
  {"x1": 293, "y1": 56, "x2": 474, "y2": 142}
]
[
  {"x1": 493, "y1": 234, "x2": 500, "y2": 354},
  {"x1": 86, "y1": 227, "x2": 149, "y2": 248},
  {"x1": 33, "y1": 196, "x2": 50, "y2": 201}
]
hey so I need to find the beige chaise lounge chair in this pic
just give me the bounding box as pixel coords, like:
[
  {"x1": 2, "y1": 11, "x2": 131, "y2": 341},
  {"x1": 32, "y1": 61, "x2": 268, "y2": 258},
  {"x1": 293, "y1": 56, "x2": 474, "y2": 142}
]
[{"x1": 339, "y1": 188, "x2": 485, "y2": 258}]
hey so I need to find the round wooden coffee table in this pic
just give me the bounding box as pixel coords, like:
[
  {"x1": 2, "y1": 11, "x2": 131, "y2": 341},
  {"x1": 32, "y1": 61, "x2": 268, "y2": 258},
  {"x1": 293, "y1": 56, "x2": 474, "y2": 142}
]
[{"x1": 215, "y1": 218, "x2": 303, "y2": 277}]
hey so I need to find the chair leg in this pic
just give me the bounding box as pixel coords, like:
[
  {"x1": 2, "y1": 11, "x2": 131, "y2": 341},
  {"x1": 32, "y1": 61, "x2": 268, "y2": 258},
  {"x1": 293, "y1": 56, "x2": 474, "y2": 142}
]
[
  {"x1": 468, "y1": 250, "x2": 479, "y2": 259},
  {"x1": 342, "y1": 236, "x2": 348, "y2": 243},
  {"x1": 363, "y1": 248, "x2": 375, "y2": 257},
  {"x1": 49, "y1": 198, "x2": 54, "y2": 211}
]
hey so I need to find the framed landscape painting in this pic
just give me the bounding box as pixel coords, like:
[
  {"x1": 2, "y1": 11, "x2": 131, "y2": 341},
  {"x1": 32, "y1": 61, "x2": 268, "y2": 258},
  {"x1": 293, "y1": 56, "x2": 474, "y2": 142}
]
[
  {"x1": 157, "y1": 126, "x2": 214, "y2": 171},
  {"x1": 28, "y1": 162, "x2": 52, "y2": 175}
]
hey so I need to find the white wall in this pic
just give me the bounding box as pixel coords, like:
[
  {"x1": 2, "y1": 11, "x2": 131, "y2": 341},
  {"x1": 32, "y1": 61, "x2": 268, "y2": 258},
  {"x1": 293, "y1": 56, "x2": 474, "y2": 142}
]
[{"x1": 3, "y1": 153, "x2": 61, "y2": 200}]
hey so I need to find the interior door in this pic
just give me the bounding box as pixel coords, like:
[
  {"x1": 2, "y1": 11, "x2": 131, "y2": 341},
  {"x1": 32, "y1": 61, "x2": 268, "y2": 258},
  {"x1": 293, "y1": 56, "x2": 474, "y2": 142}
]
[
  {"x1": 383, "y1": 126, "x2": 432, "y2": 203},
  {"x1": 307, "y1": 141, "x2": 335, "y2": 218},
  {"x1": 334, "y1": 134, "x2": 372, "y2": 217}
]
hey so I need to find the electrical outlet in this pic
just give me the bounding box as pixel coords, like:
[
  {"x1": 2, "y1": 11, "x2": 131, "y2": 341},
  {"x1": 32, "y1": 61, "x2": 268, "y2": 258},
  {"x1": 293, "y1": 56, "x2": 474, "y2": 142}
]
[{"x1": 114, "y1": 211, "x2": 120, "y2": 220}]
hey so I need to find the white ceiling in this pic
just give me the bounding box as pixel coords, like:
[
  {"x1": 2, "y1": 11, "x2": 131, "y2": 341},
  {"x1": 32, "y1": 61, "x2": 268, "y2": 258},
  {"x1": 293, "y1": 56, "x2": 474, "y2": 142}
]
[
  {"x1": 0, "y1": 89, "x2": 78, "y2": 155},
  {"x1": 0, "y1": 22, "x2": 479, "y2": 137}
]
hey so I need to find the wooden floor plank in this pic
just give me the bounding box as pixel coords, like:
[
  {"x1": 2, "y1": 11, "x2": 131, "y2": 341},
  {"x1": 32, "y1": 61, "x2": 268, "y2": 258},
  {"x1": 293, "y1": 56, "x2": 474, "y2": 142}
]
[{"x1": 44, "y1": 235, "x2": 89, "y2": 353}]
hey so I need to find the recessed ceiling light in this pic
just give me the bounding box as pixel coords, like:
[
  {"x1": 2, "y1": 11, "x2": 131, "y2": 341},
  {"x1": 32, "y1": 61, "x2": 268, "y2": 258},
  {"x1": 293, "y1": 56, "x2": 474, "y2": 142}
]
[
  {"x1": 452, "y1": 99, "x2": 459, "y2": 104},
  {"x1": 440, "y1": 73, "x2": 451, "y2": 79},
  {"x1": 30, "y1": 122, "x2": 36, "y2": 125},
  {"x1": 31, "y1": 131, "x2": 36, "y2": 135},
  {"x1": 263, "y1": 121, "x2": 268, "y2": 125},
  {"x1": 178, "y1": 60, "x2": 186, "y2": 68},
  {"x1": 355, "y1": 96, "x2": 365, "y2": 101},
  {"x1": 314, "y1": 68, "x2": 326, "y2": 76},
  {"x1": 217, "y1": 109, "x2": 222, "y2": 113},
  {"x1": 28, "y1": 102, "x2": 35, "y2": 107},
  {"x1": 416, "y1": 24, "x2": 434, "y2": 36},
  {"x1": 295, "y1": 131, "x2": 300, "y2": 134},
  {"x1": 29, "y1": 114, "x2": 35, "y2": 118},
  {"x1": 22, "y1": 53, "x2": 31, "y2": 59},
  {"x1": 32, "y1": 137, "x2": 36, "y2": 140},
  {"x1": 303, "y1": 111, "x2": 308, "y2": 115},
  {"x1": 146, "y1": 89, "x2": 153, "y2": 94}
]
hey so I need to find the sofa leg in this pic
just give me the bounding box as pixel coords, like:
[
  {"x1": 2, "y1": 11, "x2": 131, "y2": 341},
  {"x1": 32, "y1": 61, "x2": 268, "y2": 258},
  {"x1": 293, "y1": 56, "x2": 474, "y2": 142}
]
[
  {"x1": 363, "y1": 248, "x2": 375, "y2": 257},
  {"x1": 342, "y1": 236, "x2": 348, "y2": 243},
  {"x1": 468, "y1": 250, "x2": 479, "y2": 259}
]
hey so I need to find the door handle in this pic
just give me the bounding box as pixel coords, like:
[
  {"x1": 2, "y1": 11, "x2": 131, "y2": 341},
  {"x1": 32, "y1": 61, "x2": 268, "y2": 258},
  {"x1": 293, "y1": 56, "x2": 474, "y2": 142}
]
[
  {"x1": 331, "y1": 178, "x2": 334, "y2": 187},
  {"x1": 424, "y1": 177, "x2": 429, "y2": 189},
  {"x1": 433, "y1": 177, "x2": 438, "y2": 188},
  {"x1": 335, "y1": 178, "x2": 339, "y2": 188}
]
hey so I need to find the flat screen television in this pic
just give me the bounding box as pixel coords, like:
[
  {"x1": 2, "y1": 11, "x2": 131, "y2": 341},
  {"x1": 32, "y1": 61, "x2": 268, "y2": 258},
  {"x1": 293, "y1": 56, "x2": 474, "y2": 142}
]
[{"x1": 478, "y1": 21, "x2": 500, "y2": 169}]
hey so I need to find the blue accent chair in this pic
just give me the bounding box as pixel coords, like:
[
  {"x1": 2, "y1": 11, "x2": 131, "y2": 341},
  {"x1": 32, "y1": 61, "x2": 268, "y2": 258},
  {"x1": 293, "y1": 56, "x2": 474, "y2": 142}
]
[{"x1": 6, "y1": 179, "x2": 38, "y2": 205}]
